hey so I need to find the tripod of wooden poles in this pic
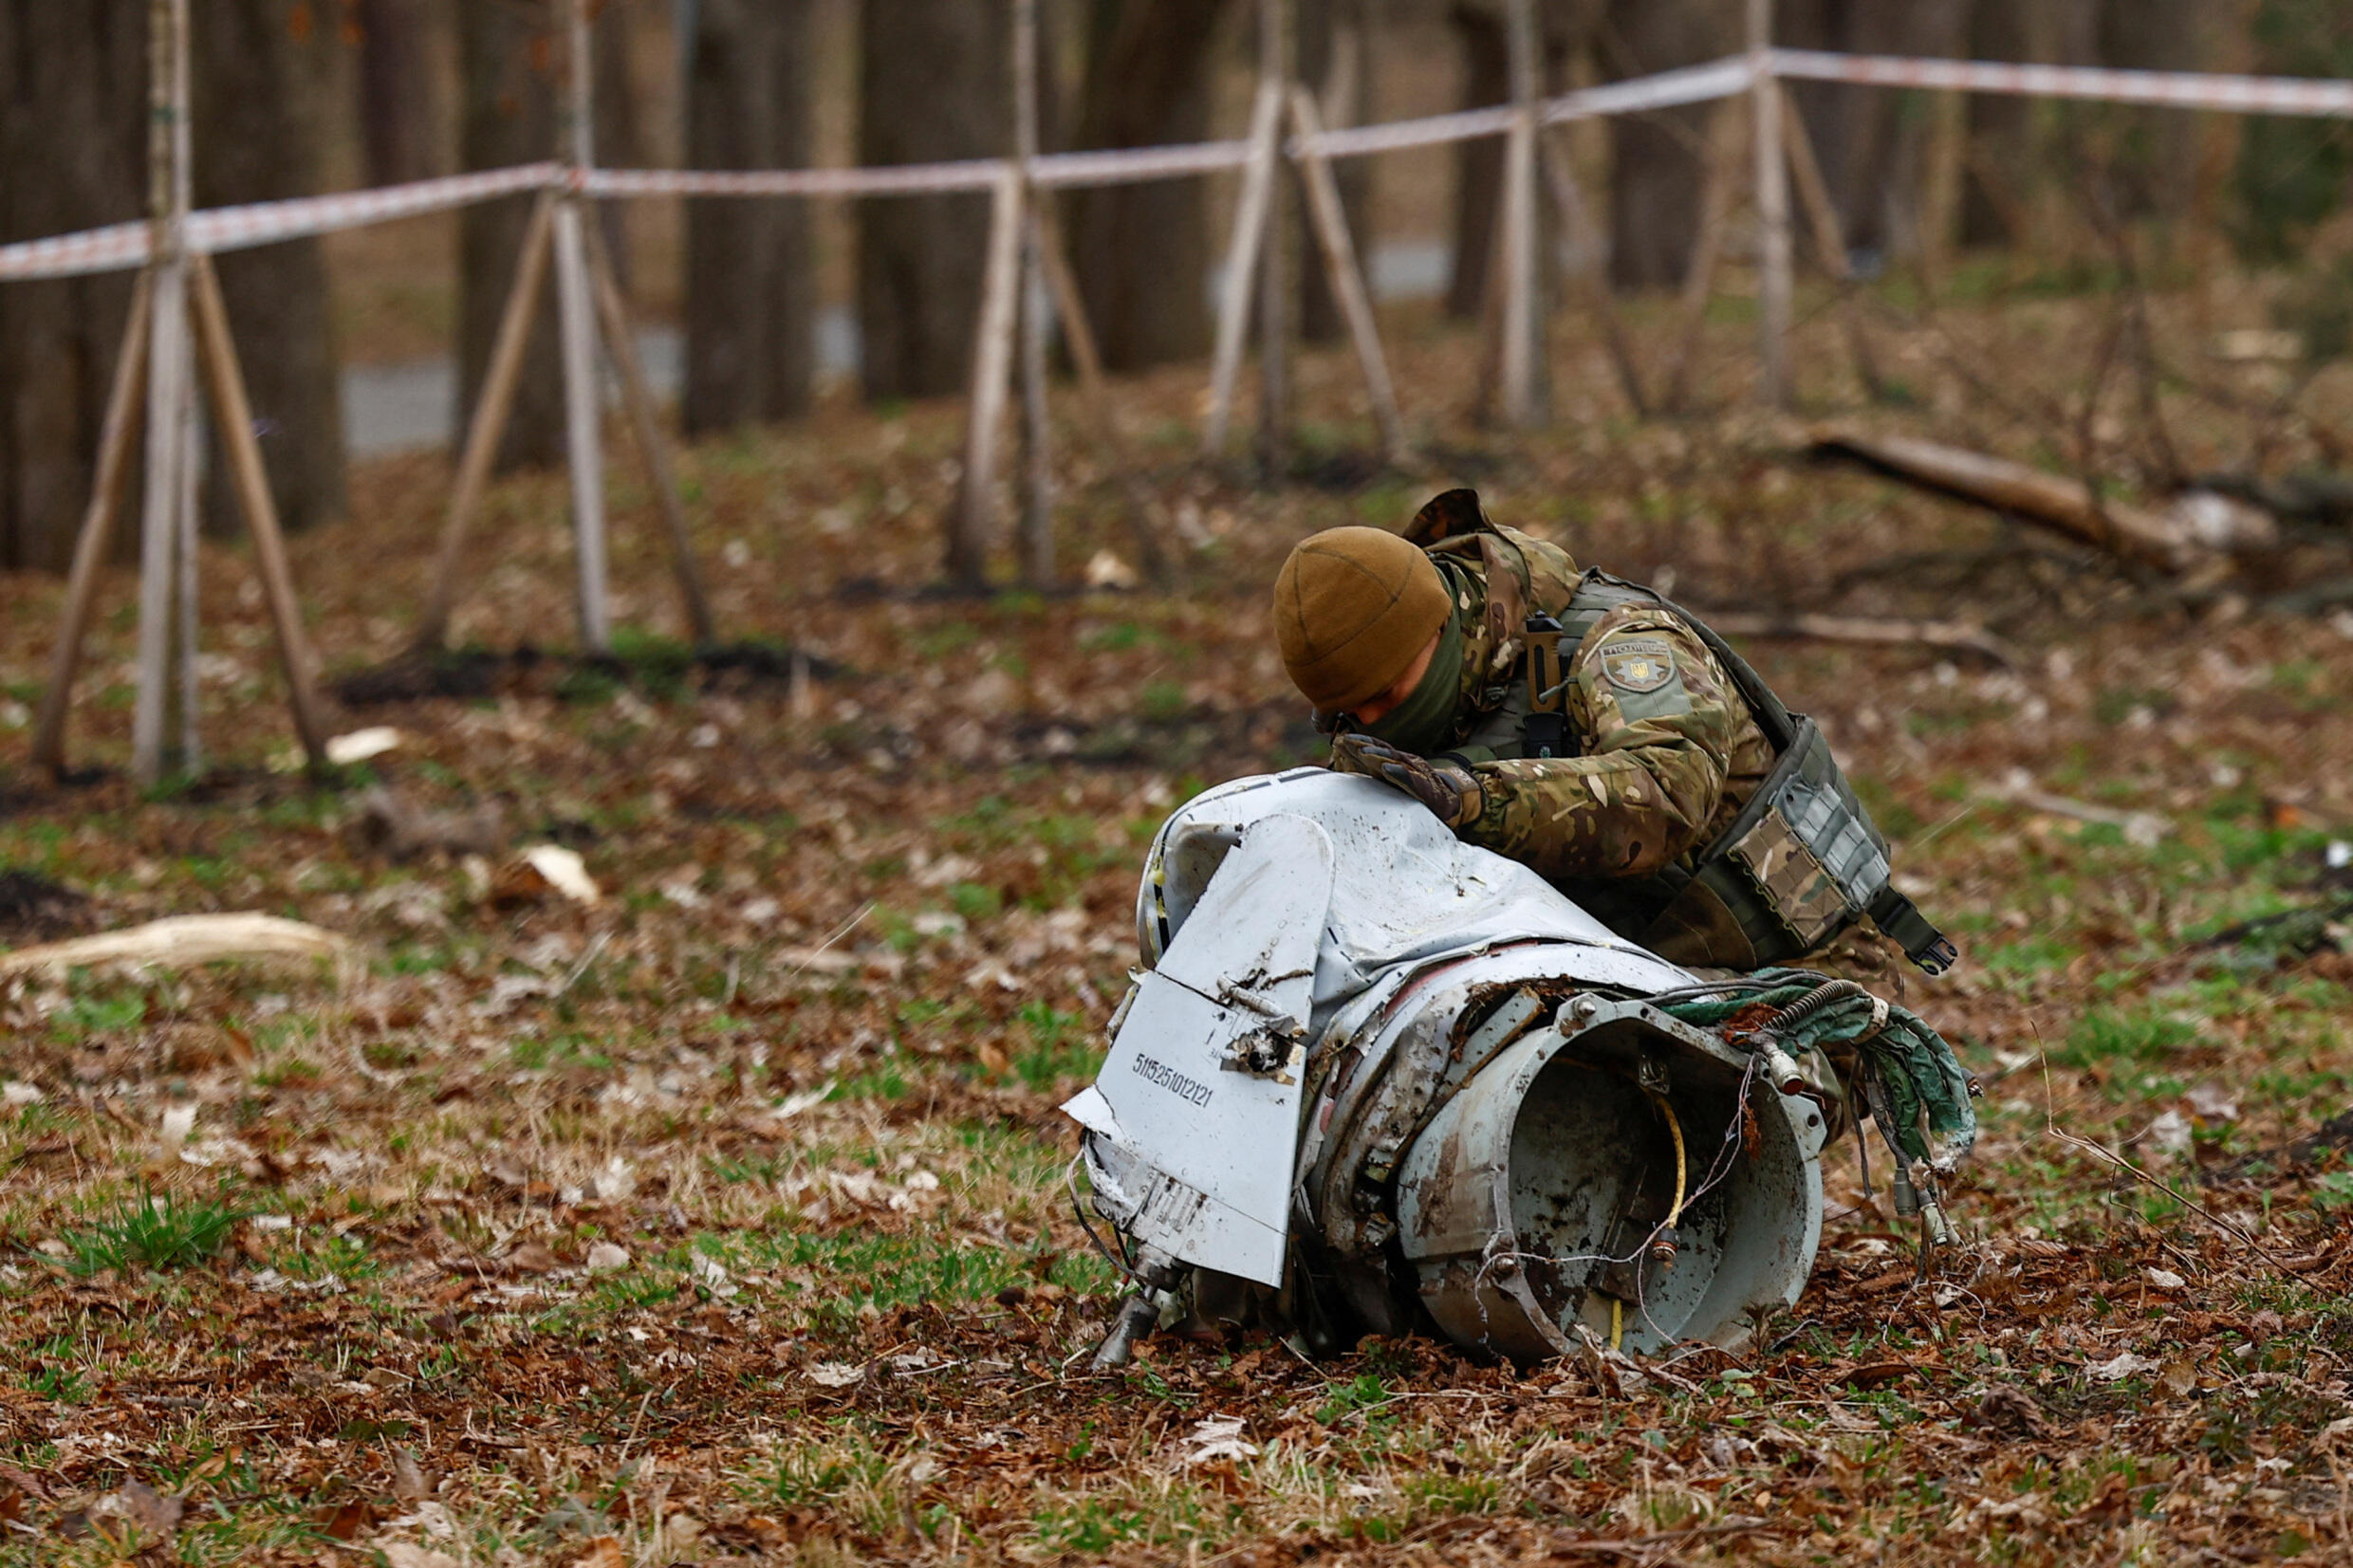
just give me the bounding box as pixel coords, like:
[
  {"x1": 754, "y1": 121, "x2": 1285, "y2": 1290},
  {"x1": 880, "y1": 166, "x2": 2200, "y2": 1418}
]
[
  {"x1": 410, "y1": 0, "x2": 713, "y2": 657},
  {"x1": 32, "y1": 0, "x2": 329, "y2": 785}
]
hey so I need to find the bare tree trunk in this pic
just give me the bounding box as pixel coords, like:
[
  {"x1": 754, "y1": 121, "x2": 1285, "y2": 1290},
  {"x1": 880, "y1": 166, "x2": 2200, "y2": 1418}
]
[
  {"x1": 1444, "y1": 1, "x2": 1506, "y2": 319},
  {"x1": 857, "y1": 0, "x2": 1010, "y2": 400},
  {"x1": 195, "y1": 0, "x2": 347, "y2": 538},
  {"x1": 1066, "y1": 0, "x2": 1230, "y2": 371},
  {"x1": 592, "y1": 0, "x2": 642, "y2": 289},
  {"x1": 1299, "y1": 0, "x2": 1371, "y2": 343},
  {"x1": 683, "y1": 0, "x2": 815, "y2": 433},
  {"x1": 457, "y1": 0, "x2": 564, "y2": 470},
  {"x1": 357, "y1": 0, "x2": 437, "y2": 184},
  {"x1": 1776, "y1": 0, "x2": 1964, "y2": 263},
  {"x1": 0, "y1": 0, "x2": 146, "y2": 574},
  {"x1": 2095, "y1": 0, "x2": 2203, "y2": 226},
  {"x1": 1961, "y1": 0, "x2": 2032, "y2": 249},
  {"x1": 1601, "y1": 0, "x2": 1723, "y2": 291}
]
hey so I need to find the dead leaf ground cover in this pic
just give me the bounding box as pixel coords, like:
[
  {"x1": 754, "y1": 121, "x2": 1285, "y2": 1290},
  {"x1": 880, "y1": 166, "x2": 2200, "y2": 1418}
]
[{"x1": 3, "y1": 283, "x2": 2353, "y2": 1564}]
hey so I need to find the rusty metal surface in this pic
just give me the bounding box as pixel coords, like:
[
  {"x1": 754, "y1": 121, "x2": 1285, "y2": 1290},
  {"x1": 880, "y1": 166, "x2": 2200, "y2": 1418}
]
[{"x1": 1395, "y1": 999, "x2": 1824, "y2": 1361}]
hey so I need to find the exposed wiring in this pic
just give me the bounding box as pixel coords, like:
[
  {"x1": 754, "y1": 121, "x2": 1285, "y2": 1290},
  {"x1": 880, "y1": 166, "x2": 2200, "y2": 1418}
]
[
  {"x1": 1644, "y1": 1088, "x2": 1690, "y2": 1235},
  {"x1": 1065, "y1": 1151, "x2": 1136, "y2": 1280}
]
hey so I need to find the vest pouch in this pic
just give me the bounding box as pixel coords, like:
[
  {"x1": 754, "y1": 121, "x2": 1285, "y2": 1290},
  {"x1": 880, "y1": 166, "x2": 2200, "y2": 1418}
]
[
  {"x1": 1746, "y1": 723, "x2": 1893, "y2": 930},
  {"x1": 1638, "y1": 718, "x2": 1889, "y2": 967}
]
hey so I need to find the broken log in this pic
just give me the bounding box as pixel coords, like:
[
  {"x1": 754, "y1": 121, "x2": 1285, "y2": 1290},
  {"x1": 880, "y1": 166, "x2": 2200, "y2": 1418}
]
[
  {"x1": 1808, "y1": 428, "x2": 2278, "y2": 576},
  {"x1": 0, "y1": 913, "x2": 350, "y2": 977}
]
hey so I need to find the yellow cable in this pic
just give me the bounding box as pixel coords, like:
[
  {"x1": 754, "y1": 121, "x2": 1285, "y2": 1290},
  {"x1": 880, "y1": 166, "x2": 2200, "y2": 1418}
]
[
  {"x1": 1607, "y1": 1093, "x2": 1689, "y2": 1356},
  {"x1": 1645, "y1": 1089, "x2": 1689, "y2": 1230}
]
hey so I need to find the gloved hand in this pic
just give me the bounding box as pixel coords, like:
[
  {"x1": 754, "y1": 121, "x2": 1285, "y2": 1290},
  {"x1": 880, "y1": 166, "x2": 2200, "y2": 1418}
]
[{"x1": 1329, "y1": 733, "x2": 1482, "y2": 828}]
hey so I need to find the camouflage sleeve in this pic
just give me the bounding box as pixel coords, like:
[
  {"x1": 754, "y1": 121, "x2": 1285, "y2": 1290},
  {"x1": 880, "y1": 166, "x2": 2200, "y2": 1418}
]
[{"x1": 1456, "y1": 605, "x2": 1745, "y2": 881}]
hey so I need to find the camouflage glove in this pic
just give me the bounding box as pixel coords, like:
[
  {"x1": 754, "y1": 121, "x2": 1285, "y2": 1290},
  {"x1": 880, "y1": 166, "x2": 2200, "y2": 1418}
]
[{"x1": 1329, "y1": 734, "x2": 1483, "y2": 828}]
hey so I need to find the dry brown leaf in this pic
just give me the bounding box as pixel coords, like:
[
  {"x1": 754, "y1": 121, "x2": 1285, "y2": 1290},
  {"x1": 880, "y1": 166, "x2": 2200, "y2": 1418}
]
[
  {"x1": 380, "y1": 1545, "x2": 459, "y2": 1568},
  {"x1": 391, "y1": 1446, "x2": 434, "y2": 1503},
  {"x1": 505, "y1": 1241, "x2": 562, "y2": 1274},
  {"x1": 572, "y1": 1534, "x2": 627, "y2": 1568}
]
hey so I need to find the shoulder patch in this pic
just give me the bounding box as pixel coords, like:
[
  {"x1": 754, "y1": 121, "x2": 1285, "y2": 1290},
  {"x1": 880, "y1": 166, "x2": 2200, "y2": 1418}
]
[{"x1": 1602, "y1": 643, "x2": 1677, "y2": 694}]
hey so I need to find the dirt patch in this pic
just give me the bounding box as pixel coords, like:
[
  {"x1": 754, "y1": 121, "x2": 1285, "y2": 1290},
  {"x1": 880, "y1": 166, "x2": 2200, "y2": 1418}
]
[{"x1": 0, "y1": 868, "x2": 89, "y2": 943}]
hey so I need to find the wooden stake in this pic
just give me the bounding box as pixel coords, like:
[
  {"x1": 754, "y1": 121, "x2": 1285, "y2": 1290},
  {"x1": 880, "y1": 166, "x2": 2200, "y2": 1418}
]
[
  {"x1": 189, "y1": 252, "x2": 332, "y2": 772},
  {"x1": 556, "y1": 0, "x2": 609, "y2": 651},
  {"x1": 552, "y1": 200, "x2": 609, "y2": 651},
  {"x1": 130, "y1": 264, "x2": 189, "y2": 784},
  {"x1": 1012, "y1": 0, "x2": 1053, "y2": 587},
  {"x1": 1497, "y1": 0, "x2": 1546, "y2": 427},
  {"x1": 580, "y1": 216, "x2": 716, "y2": 646},
  {"x1": 1254, "y1": 0, "x2": 1296, "y2": 478},
  {"x1": 951, "y1": 166, "x2": 1025, "y2": 588},
  {"x1": 1778, "y1": 83, "x2": 1886, "y2": 401},
  {"x1": 1288, "y1": 85, "x2": 1408, "y2": 464},
  {"x1": 1780, "y1": 85, "x2": 1847, "y2": 277},
  {"x1": 132, "y1": 0, "x2": 193, "y2": 784},
  {"x1": 33, "y1": 272, "x2": 153, "y2": 776},
  {"x1": 1749, "y1": 0, "x2": 1791, "y2": 409},
  {"x1": 1538, "y1": 130, "x2": 1650, "y2": 417},
  {"x1": 411, "y1": 191, "x2": 556, "y2": 654},
  {"x1": 175, "y1": 333, "x2": 200, "y2": 775},
  {"x1": 1203, "y1": 79, "x2": 1285, "y2": 458},
  {"x1": 1030, "y1": 199, "x2": 1108, "y2": 435}
]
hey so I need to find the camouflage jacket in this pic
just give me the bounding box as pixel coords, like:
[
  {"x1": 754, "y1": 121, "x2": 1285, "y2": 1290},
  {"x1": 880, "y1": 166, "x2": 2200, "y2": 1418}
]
[{"x1": 1369, "y1": 498, "x2": 1776, "y2": 930}]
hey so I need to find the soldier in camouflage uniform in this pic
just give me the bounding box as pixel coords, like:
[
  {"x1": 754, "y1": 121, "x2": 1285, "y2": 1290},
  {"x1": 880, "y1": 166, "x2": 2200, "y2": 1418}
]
[{"x1": 1271, "y1": 489, "x2": 1952, "y2": 973}]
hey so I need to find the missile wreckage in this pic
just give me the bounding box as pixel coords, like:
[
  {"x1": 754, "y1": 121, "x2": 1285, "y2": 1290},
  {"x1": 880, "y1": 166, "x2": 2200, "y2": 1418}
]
[{"x1": 1063, "y1": 769, "x2": 1977, "y2": 1368}]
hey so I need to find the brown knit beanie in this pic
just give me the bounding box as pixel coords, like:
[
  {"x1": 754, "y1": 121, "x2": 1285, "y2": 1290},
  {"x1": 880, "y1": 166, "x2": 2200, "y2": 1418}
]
[{"x1": 1272, "y1": 526, "x2": 1452, "y2": 711}]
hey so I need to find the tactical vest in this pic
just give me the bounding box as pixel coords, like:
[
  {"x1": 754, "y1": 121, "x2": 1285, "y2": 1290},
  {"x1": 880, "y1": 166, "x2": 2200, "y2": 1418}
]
[
  {"x1": 1550, "y1": 573, "x2": 1954, "y2": 975},
  {"x1": 1408, "y1": 491, "x2": 1955, "y2": 976}
]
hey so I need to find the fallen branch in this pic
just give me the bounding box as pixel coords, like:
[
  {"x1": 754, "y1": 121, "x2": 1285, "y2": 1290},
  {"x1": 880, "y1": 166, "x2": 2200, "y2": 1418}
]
[
  {"x1": 1807, "y1": 428, "x2": 2278, "y2": 576},
  {"x1": 1701, "y1": 609, "x2": 2015, "y2": 667},
  {"x1": 1981, "y1": 776, "x2": 2169, "y2": 847},
  {"x1": 0, "y1": 913, "x2": 351, "y2": 977}
]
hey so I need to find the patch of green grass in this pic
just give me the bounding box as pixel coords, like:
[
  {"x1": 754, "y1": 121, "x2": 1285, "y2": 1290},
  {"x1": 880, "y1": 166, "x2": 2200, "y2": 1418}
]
[
  {"x1": 19, "y1": 1336, "x2": 90, "y2": 1404},
  {"x1": 2053, "y1": 1005, "x2": 2198, "y2": 1068},
  {"x1": 1081, "y1": 621, "x2": 1145, "y2": 652},
  {"x1": 1977, "y1": 935, "x2": 2074, "y2": 978},
  {"x1": 1139, "y1": 680, "x2": 1188, "y2": 723},
  {"x1": 831, "y1": 1062, "x2": 911, "y2": 1101},
  {"x1": 1032, "y1": 1498, "x2": 1156, "y2": 1554},
  {"x1": 1318, "y1": 1372, "x2": 1392, "y2": 1425},
  {"x1": 949, "y1": 880, "x2": 1002, "y2": 923},
  {"x1": 915, "y1": 622, "x2": 981, "y2": 661},
  {"x1": 1009, "y1": 1000, "x2": 1102, "y2": 1092},
  {"x1": 271, "y1": 1230, "x2": 381, "y2": 1282},
  {"x1": 764, "y1": 1437, "x2": 894, "y2": 1509},
  {"x1": 750, "y1": 1227, "x2": 1110, "y2": 1321},
  {"x1": 62, "y1": 1186, "x2": 241, "y2": 1275},
  {"x1": 49, "y1": 987, "x2": 147, "y2": 1040}
]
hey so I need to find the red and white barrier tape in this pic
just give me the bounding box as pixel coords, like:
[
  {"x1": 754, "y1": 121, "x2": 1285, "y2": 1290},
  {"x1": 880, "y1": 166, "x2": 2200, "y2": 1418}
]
[
  {"x1": 0, "y1": 221, "x2": 150, "y2": 283},
  {"x1": 7, "y1": 48, "x2": 2353, "y2": 286},
  {"x1": 1772, "y1": 47, "x2": 2353, "y2": 118},
  {"x1": 574, "y1": 62, "x2": 1766, "y2": 196},
  {"x1": 1539, "y1": 55, "x2": 1759, "y2": 127},
  {"x1": 195, "y1": 163, "x2": 563, "y2": 256},
  {"x1": 0, "y1": 163, "x2": 564, "y2": 283}
]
